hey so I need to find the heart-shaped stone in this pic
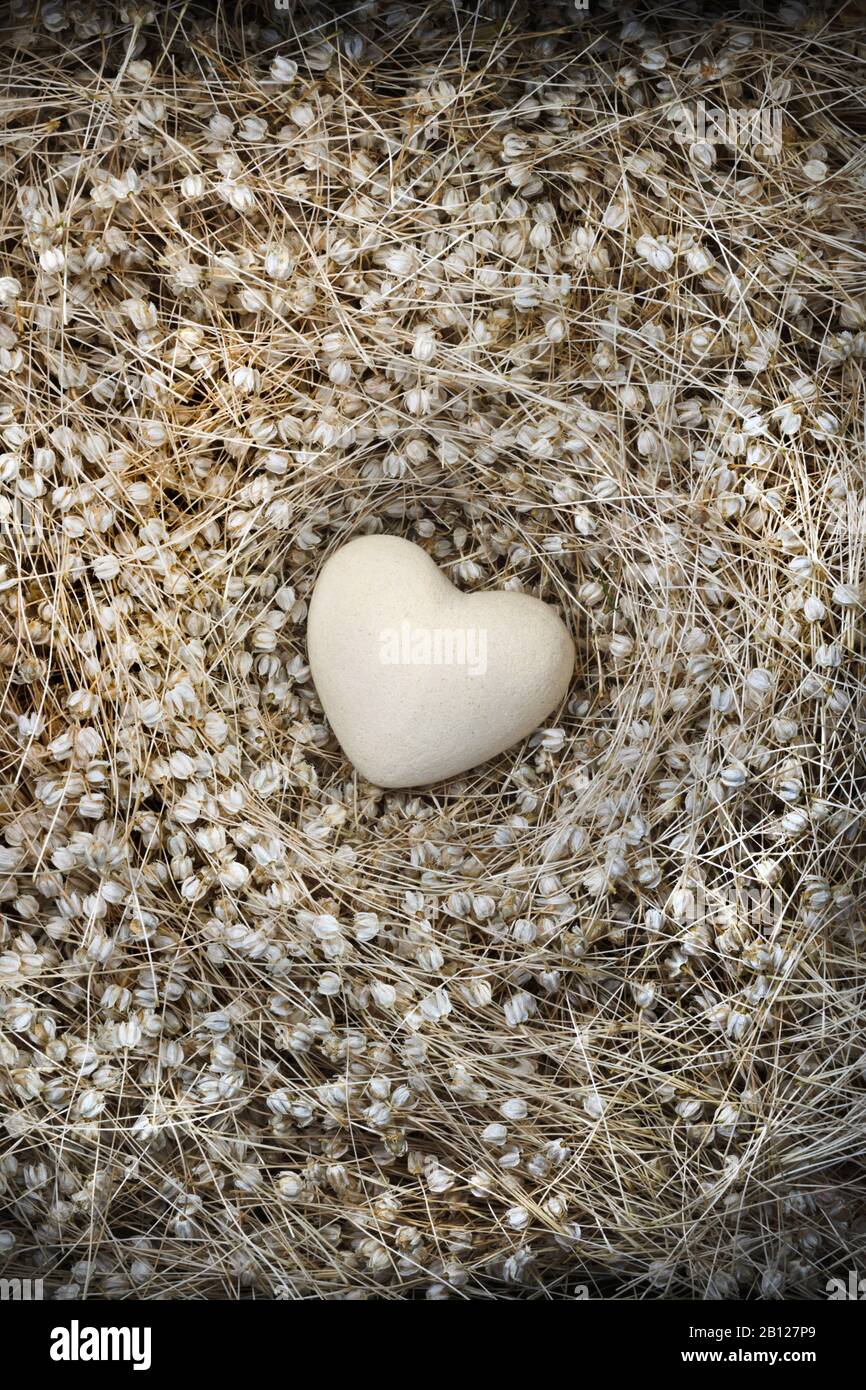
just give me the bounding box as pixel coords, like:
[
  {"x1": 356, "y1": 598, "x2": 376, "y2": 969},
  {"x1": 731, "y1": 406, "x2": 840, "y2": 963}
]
[{"x1": 307, "y1": 535, "x2": 574, "y2": 788}]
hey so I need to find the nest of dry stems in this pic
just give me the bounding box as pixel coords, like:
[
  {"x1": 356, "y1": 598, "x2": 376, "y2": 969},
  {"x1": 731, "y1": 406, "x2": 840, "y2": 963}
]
[{"x1": 0, "y1": 0, "x2": 865, "y2": 1300}]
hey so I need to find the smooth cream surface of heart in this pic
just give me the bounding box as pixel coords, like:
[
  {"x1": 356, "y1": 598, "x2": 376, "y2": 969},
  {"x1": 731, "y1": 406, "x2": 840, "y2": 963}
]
[{"x1": 307, "y1": 535, "x2": 574, "y2": 788}]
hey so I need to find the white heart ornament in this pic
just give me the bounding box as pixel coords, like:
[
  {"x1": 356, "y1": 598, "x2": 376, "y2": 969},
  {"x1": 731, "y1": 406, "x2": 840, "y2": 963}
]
[{"x1": 307, "y1": 536, "x2": 574, "y2": 788}]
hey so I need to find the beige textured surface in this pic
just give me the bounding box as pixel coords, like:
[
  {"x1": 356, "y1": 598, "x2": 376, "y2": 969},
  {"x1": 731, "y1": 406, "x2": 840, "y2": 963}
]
[
  {"x1": 307, "y1": 536, "x2": 575, "y2": 787},
  {"x1": 3, "y1": 2, "x2": 865, "y2": 1305}
]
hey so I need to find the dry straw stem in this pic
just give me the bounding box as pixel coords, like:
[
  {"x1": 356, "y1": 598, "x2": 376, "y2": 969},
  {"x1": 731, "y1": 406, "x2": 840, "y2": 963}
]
[{"x1": 0, "y1": 0, "x2": 865, "y2": 1300}]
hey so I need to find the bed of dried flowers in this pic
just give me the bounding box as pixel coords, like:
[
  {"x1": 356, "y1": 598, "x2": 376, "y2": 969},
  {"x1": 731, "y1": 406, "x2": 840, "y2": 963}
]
[{"x1": 0, "y1": 0, "x2": 865, "y2": 1301}]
